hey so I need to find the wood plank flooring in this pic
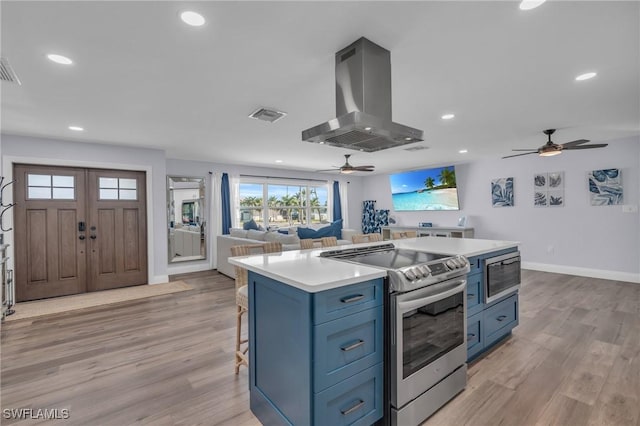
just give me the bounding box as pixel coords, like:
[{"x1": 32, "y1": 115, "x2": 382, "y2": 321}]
[{"x1": 1, "y1": 269, "x2": 639, "y2": 425}]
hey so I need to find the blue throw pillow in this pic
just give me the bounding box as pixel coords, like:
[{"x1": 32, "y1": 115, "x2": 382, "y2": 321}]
[
  {"x1": 297, "y1": 219, "x2": 343, "y2": 239},
  {"x1": 243, "y1": 219, "x2": 259, "y2": 231}
]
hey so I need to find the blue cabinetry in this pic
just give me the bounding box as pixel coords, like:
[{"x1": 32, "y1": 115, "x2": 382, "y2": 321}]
[
  {"x1": 248, "y1": 272, "x2": 384, "y2": 426},
  {"x1": 465, "y1": 249, "x2": 519, "y2": 362}
]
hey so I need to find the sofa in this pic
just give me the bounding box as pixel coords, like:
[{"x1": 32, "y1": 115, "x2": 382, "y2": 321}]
[{"x1": 216, "y1": 226, "x2": 357, "y2": 278}]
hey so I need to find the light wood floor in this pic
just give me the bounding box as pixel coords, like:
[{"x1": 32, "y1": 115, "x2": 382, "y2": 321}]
[{"x1": 1, "y1": 269, "x2": 639, "y2": 425}]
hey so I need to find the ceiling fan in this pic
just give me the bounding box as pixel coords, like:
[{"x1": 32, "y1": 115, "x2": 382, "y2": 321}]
[
  {"x1": 317, "y1": 154, "x2": 375, "y2": 174},
  {"x1": 502, "y1": 129, "x2": 608, "y2": 159}
]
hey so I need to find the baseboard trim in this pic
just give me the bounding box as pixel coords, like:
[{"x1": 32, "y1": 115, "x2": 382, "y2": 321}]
[
  {"x1": 166, "y1": 264, "x2": 213, "y2": 276},
  {"x1": 149, "y1": 275, "x2": 170, "y2": 284},
  {"x1": 522, "y1": 262, "x2": 640, "y2": 284}
]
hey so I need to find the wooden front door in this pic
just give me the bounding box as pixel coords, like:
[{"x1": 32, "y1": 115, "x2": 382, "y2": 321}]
[
  {"x1": 87, "y1": 169, "x2": 147, "y2": 292},
  {"x1": 13, "y1": 165, "x2": 148, "y2": 301}
]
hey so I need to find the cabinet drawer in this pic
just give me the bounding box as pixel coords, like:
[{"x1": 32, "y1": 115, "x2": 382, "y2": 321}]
[
  {"x1": 466, "y1": 272, "x2": 483, "y2": 317},
  {"x1": 313, "y1": 279, "x2": 383, "y2": 324},
  {"x1": 314, "y1": 307, "x2": 383, "y2": 392},
  {"x1": 484, "y1": 294, "x2": 518, "y2": 346},
  {"x1": 466, "y1": 312, "x2": 484, "y2": 360},
  {"x1": 314, "y1": 363, "x2": 383, "y2": 426}
]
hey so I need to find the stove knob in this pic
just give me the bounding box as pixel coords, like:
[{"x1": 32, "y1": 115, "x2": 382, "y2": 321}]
[
  {"x1": 419, "y1": 265, "x2": 431, "y2": 276},
  {"x1": 412, "y1": 267, "x2": 424, "y2": 278},
  {"x1": 446, "y1": 259, "x2": 457, "y2": 269},
  {"x1": 404, "y1": 270, "x2": 417, "y2": 281}
]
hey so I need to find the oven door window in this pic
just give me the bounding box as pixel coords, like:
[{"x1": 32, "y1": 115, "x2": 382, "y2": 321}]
[{"x1": 402, "y1": 292, "x2": 464, "y2": 379}]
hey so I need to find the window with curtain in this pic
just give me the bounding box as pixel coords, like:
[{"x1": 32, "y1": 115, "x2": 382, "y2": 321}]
[{"x1": 238, "y1": 178, "x2": 329, "y2": 228}]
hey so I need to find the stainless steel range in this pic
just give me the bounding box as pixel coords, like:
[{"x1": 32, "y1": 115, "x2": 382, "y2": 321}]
[{"x1": 321, "y1": 243, "x2": 470, "y2": 426}]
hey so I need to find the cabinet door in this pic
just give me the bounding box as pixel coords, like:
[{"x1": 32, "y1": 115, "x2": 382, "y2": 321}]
[
  {"x1": 467, "y1": 312, "x2": 484, "y2": 361},
  {"x1": 466, "y1": 272, "x2": 484, "y2": 317}
]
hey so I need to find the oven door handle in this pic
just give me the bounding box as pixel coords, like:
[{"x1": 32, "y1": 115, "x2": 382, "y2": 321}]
[{"x1": 397, "y1": 279, "x2": 467, "y2": 313}]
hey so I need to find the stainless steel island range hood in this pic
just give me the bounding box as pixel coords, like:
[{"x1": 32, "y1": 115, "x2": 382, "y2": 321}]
[{"x1": 302, "y1": 37, "x2": 423, "y2": 152}]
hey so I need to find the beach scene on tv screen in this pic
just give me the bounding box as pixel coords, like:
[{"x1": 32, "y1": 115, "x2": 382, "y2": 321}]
[{"x1": 389, "y1": 166, "x2": 460, "y2": 211}]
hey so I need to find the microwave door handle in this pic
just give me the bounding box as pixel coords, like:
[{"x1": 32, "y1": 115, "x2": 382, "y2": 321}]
[
  {"x1": 502, "y1": 258, "x2": 520, "y2": 265},
  {"x1": 397, "y1": 280, "x2": 466, "y2": 313}
]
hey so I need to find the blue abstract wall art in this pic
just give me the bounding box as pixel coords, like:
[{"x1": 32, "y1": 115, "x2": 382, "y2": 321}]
[
  {"x1": 589, "y1": 168, "x2": 623, "y2": 206},
  {"x1": 534, "y1": 171, "x2": 564, "y2": 207},
  {"x1": 491, "y1": 177, "x2": 514, "y2": 207}
]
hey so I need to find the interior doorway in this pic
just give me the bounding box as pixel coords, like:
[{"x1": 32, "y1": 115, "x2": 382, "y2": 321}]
[{"x1": 13, "y1": 164, "x2": 148, "y2": 302}]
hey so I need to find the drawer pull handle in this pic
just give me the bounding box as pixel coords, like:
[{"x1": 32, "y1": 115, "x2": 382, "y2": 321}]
[
  {"x1": 467, "y1": 333, "x2": 476, "y2": 338},
  {"x1": 467, "y1": 293, "x2": 475, "y2": 299},
  {"x1": 340, "y1": 294, "x2": 364, "y2": 304},
  {"x1": 340, "y1": 339, "x2": 365, "y2": 352},
  {"x1": 341, "y1": 399, "x2": 365, "y2": 416},
  {"x1": 496, "y1": 315, "x2": 508, "y2": 322}
]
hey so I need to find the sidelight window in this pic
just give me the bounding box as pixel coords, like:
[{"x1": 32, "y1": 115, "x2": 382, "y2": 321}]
[
  {"x1": 27, "y1": 174, "x2": 75, "y2": 200},
  {"x1": 99, "y1": 177, "x2": 137, "y2": 200}
]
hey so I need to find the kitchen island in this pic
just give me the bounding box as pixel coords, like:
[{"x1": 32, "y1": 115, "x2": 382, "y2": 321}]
[{"x1": 230, "y1": 237, "x2": 519, "y2": 426}]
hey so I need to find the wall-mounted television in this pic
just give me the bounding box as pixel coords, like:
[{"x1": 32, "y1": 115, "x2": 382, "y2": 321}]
[{"x1": 389, "y1": 166, "x2": 460, "y2": 211}]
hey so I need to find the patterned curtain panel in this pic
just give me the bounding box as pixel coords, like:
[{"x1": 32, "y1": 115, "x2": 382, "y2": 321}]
[
  {"x1": 374, "y1": 209, "x2": 389, "y2": 233},
  {"x1": 362, "y1": 200, "x2": 376, "y2": 233}
]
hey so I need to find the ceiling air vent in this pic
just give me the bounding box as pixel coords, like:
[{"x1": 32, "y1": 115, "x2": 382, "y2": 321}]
[
  {"x1": 0, "y1": 57, "x2": 21, "y2": 85},
  {"x1": 248, "y1": 107, "x2": 287, "y2": 123},
  {"x1": 404, "y1": 145, "x2": 429, "y2": 152}
]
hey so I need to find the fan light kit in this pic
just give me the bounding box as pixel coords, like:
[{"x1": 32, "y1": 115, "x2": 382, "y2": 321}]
[
  {"x1": 503, "y1": 129, "x2": 608, "y2": 159},
  {"x1": 441, "y1": 114, "x2": 455, "y2": 120},
  {"x1": 317, "y1": 154, "x2": 375, "y2": 174},
  {"x1": 68, "y1": 126, "x2": 84, "y2": 131}
]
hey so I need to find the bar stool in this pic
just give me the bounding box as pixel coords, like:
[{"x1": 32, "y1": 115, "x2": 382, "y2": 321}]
[
  {"x1": 351, "y1": 233, "x2": 383, "y2": 244},
  {"x1": 300, "y1": 236, "x2": 338, "y2": 250},
  {"x1": 231, "y1": 241, "x2": 283, "y2": 374}
]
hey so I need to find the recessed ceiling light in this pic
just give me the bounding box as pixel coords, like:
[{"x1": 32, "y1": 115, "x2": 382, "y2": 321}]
[
  {"x1": 68, "y1": 125, "x2": 84, "y2": 131},
  {"x1": 519, "y1": 0, "x2": 546, "y2": 10},
  {"x1": 47, "y1": 54, "x2": 73, "y2": 65},
  {"x1": 404, "y1": 137, "x2": 412, "y2": 141},
  {"x1": 319, "y1": 141, "x2": 325, "y2": 145},
  {"x1": 459, "y1": 149, "x2": 468, "y2": 154},
  {"x1": 364, "y1": 127, "x2": 372, "y2": 131},
  {"x1": 575, "y1": 72, "x2": 597, "y2": 81},
  {"x1": 181, "y1": 11, "x2": 205, "y2": 26},
  {"x1": 275, "y1": 160, "x2": 283, "y2": 163},
  {"x1": 441, "y1": 114, "x2": 455, "y2": 120}
]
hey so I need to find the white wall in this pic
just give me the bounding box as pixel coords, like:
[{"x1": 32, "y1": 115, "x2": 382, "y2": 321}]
[
  {"x1": 361, "y1": 136, "x2": 640, "y2": 282},
  {"x1": 1, "y1": 134, "x2": 169, "y2": 283}
]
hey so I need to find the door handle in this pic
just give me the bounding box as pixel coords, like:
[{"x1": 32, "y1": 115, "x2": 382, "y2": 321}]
[
  {"x1": 79, "y1": 235, "x2": 85, "y2": 240},
  {"x1": 90, "y1": 235, "x2": 97, "y2": 240}
]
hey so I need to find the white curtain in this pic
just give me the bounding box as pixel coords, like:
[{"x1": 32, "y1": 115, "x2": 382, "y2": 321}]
[
  {"x1": 209, "y1": 172, "x2": 219, "y2": 269},
  {"x1": 229, "y1": 172, "x2": 240, "y2": 229},
  {"x1": 339, "y1": 180, "x2": 349, "y2": 229}
]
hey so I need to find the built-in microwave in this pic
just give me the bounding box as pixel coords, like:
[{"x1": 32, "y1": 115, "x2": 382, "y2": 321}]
[{"x1": 484, "y1": 251, "x2": 521, "y2": 304}]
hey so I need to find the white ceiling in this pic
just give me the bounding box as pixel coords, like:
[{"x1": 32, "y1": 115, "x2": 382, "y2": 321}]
[{"x1": 1, "y1": 1, "x2": 639, "y2": 174}]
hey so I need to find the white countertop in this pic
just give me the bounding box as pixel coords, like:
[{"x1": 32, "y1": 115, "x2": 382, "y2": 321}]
[{"x1": 229, "y1": 237, "x2": 518, "y2": 293}]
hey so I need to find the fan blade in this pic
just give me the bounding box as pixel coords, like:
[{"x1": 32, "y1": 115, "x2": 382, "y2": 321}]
[
  {"x1": 563, "y1": 144, "x2": 608, "y2": 150},
  {"x1": 502, "y1": 152, "x2": 539, "y2": 159},
  {"x1": 511, "y1": 149, "x2": 538, "y2": 151},
  {"x1": 560, "y1": 139, "x2": 589, "y2": 148},
  {"x1": 352, "y1": 167, "x2": 375, "y2": 172},
  {"x1": 316, "y1": 168, "x2": 341, "y2": 172}
]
